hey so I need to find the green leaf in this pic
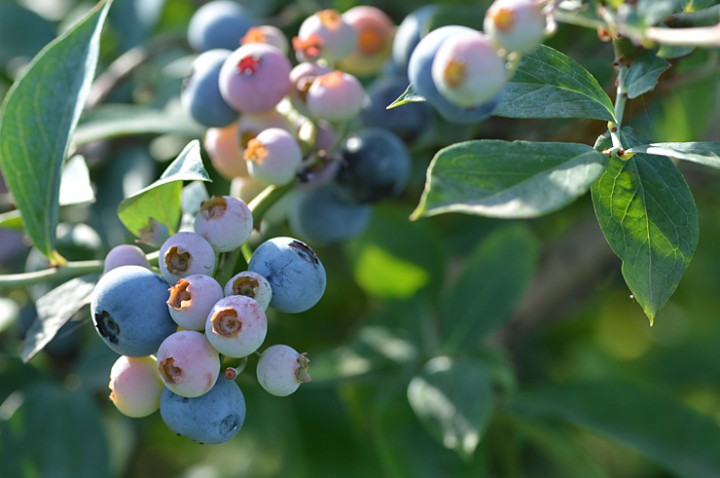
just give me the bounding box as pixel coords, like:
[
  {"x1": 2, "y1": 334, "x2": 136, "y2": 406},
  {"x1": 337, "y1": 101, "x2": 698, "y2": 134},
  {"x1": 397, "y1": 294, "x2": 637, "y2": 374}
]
[
  {"x1": 0, "y1": 210, "x2": 23, "y2": 230},
  {"x1": 494, "y1": 45, "x2": 616, "y2": 121},
  {"x1": 507, "y1": 380, "x2": 720, "y2": 478},
  {"x1": 386, "y1": 83, "x2": 426, "y2": 110},
  {"x1": 407, "y1": 357, "x2": 493, "y2": 459},
  {"x1": 442, "y1": 225, "x2": 539, "y2": 353},
  {"x1": 0, "y1": 0, "x2": 113, "y2": 265},
  {"x1": 626, "y1": 141, "x2": 720, "y2": 169},
  {"x1": 22, "y1": 275, "x2": 96, "y2": 363},
  {"x1": 625, "y1": 50, "x2": 671, "y2": 99},
  {"x1": 0, "y1": 3, "x2": 56, "y2": 68},
  {"x1": 0, "y1": 383, "x2": 109, "y2": 478},
  {"x1": 73, "y1": 104, "x2": 203, "y2": 145},
  {"x1": 591, "y1": 141, "x2": 698, "y2": 323},
  {"x1": 117, "y1": 140, "x2": 211, "y2": 244},
  {"x1": 412, "y1": 140, "x2": 608, "y2": 219}
]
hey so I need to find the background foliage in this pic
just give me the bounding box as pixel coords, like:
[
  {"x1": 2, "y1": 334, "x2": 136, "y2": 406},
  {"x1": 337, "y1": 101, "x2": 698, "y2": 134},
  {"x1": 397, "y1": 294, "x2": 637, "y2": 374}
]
[{"x1": 0, "y1": 0, "x2": 719, "y2": 477}]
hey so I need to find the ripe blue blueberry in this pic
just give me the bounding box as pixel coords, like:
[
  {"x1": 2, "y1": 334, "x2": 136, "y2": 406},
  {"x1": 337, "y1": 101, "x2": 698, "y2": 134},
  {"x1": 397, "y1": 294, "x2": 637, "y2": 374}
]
[
  {"x1": 361, "y1": 75, "x2": 432, "y2": 142},
  {"x1": 247, "y1": 237, "x2": 326, "y2": 314},
  {"x1": 335, "y1": 128, "x2": 412, "y2": 204},
  {"x1": 160, "y1": 376, "x2": 246, "y2": 445},
  {"x1": 188, "y1": 0, "x2": 255, "y2": 53},
  {"x1": 91, "y1": 265, "x2": 176, "y2": 357},
  {"x1": 288, "y1": 183, "x2": 372, "y2": 246},
  {"x1": 256, "y1": 344, "x2": 311, "y2": 397},
  {"x1": 181, "y1": 49, "x2": 238, "y2": 128},
  {"x1": 391, "y1": 4, "x2": 438, "y2": 74}
]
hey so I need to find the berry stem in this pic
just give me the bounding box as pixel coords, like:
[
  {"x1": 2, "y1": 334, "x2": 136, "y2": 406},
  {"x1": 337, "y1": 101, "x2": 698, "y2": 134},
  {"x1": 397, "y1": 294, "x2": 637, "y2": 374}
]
[
  {"x1": 0, "y1": 260, "x2": 103, "y2": 289},
  {"x1": 247, "y1": 182, "x2": 294, "y2": 226},
  {"x1": 609, "y1": 37, "x2": 629, "y2": 152}
]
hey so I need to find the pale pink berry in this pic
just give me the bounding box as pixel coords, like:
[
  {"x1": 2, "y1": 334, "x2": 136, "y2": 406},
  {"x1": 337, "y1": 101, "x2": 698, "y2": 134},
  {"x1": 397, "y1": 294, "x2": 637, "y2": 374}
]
[
  {"x1": 194, "y1": 195, "x2": 253, "y2": 252},
  {"x1": 223, "y1": 271, "x2": 272, "y2": 310},
  {"x1": 167, "y1": 274, "x2": 224, "y2": 330},
  {"x1": 157, "y1": 330, "x2": 221, "y2": 398},
  {"x1": 256, "y1": 344, "x2": 311, "y2": 396},
  {"x1": 109, "y1": 355, "x2": 164, "y2": 418},
  {"x1": 205, "y1": 295, "x2": 268, "y2": 358}
]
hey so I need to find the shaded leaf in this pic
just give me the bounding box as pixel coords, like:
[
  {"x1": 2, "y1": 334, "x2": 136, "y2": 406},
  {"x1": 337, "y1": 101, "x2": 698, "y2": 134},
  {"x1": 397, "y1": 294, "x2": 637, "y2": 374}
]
[
  {"x1": 591, "y1": 135, "x2": 698, "y2": 323},
  {"x1": 507, "y1": 380, "x2": 720, "y2": 478},
  {"x1": 626, "y1": 141, "x2": 720, "y2": 169},
  {"x1": 117, "y1": 140, "x2": 210, "y2": 243},
  {"x1": 0, "y1": 3, "x2": 56, "y2": 68},
  {"x1": 442, "y1": 225, "x2": 539, "y2": 352},
  {"x1": 407, "y1": 357, "x2": 493, "y2": 459},
  {"x1": 494, "y1": 45, "x2": 616, "y2": 121},
  {"x1": 0, "y1": 0, "x2": 113, "y2": 264},
  {"x1": 625, "y1": 50, "x2": 671, "y2": 99},
  {"x1": 22, "y1": 275, "x2": 96, "y2": 363},
  {"x1": 386, "y1": 83, "x2": 426, "y2": 110},
  {"x1": 412, "y1": 140, "x2": 608, "y2": 219}
]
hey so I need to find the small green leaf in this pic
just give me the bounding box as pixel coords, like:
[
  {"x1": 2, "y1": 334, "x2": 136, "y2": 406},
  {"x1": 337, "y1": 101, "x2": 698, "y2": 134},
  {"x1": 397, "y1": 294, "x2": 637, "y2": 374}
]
[
  {"x1": 507, "y1": 380, "x2": 720, "y2": 478},
  {"x1": 117, "y1": 140, "x2": 211, "y2": 244},
  {"x1": 626, "y1": 141, "x2": 720, "y2": 169},
  {"x1": 407, "y1": 357, "x2": 493, "y2": 459},
  {"x1": 0, "y1": 0, "x2": 113, "y2": 264},
  {"x1": 442, "y1": 225, "x2": 539, "y2": 352},
  {"x1": 386, "y1": 83, "x2": 426, "y2": 110},
  {"x1": 494, "y1": 45, "x2": 616, "y2": 121},
  {"x1": 73, "y1": 104, "x2": 203, "y2": 145},
  {"x1": 0, "y1": 383, "x2": 110, "y2": 478},
  {"x1": 413, "y1": 140, "x2": 608, "y2": 219},
  {"x1": 22, "y1": 275, "x2": 96, "y2": 363},
  {"x1": 625, "y1": 50, "x2": 671, "y2": 99},
  {"x1": 592, "y1": 140, "x2": 698, "y2": 323}
]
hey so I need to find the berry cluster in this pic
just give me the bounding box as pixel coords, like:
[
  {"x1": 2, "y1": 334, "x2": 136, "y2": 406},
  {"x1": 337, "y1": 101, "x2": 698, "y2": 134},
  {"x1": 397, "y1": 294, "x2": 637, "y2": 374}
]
[
  {"x1": 181, "y1": 1, "x2": 417, "y2": 246},
  {"x1": 93, "y1": 198, "x2": 321, "y2": 444}
]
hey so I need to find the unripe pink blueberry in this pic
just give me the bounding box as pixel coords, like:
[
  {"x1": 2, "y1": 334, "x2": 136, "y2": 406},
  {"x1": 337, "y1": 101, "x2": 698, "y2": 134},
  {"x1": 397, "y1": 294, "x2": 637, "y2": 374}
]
[
  {"x1": 237, "y1": 109, "x2": 295, "y2": 155},
  {"x1": 223, "y1": 271, "x2": 272, "y2": 310},
  {"x1": 244, "y1": 128, "x2": 302, "y2": 185},
  {"x1": 204, "y1": 123, "x2": 248, "y2": 180},
  {"x1": 219, "y1": 43, "x2": 292, "y2": 114},
  {"x1": 484, "y1": 0, "x2": 546, "y2": 54},
  {"x1": 306, "y1": 71, "x2": 365, "y2": 122},
  {"x1": 256, "y1": 344, "x2": 311, "y2": 397},
  {"x1": 294, "y1": 9, "x2": 357, "y2": 63},
  {"x1": 108, "y1": 355, "x2": 163, "y2": 418},
  {"x1": 289, "y1": 62, "x2": 333, "y2": 115},
  {"x1": 157, "y1": 330, "x2": 221, "y2": 398},
  {"x1": 205, "y1": 295, "x2": 268, "y2": 358},
  {"x1": 432, "y1": 31, "x2": 507, "y2": 108},
  {"x1": 339, "y1": 6, "x2": 395, "y2": 76},
  {"x1": 159, "y1": 232, "x2": 216, "y2": 284},
  {"x1": 103, "y1": 244, "x2": 149, "y2": 275},
  {"x1": 194, "y1": 195, "x2": 253, "y2": 252},
  {"x1": 241, "y1": 25, "x2": 289, "y2": 55},
  {"x1": 167, "y1": 274, "x2": 224, "y2": 330}
]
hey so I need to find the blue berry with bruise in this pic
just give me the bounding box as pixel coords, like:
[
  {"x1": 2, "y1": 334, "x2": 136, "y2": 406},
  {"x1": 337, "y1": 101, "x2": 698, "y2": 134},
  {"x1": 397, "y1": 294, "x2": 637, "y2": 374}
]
[
  {"x1": 160, "y1": 376, "x2": 246, "y2": 445},
  {"x1": 91, "y1": 265, "x2": 177, "y2": 357},
  {"x1": 247, "y1": 237, "x2": 326, "y2": 314}
]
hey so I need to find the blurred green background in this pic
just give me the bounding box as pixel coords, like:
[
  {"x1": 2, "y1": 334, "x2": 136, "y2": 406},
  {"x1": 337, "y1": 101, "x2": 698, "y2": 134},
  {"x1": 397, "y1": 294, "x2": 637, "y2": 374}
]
[{"x1": 1, "y1": 0, "x2": 720, "y2": 477}]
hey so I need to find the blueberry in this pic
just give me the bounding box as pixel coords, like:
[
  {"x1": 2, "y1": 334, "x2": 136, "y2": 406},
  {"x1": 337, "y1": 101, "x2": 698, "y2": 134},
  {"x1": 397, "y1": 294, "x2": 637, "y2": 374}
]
[
  {"x1": 109, "y1": 355, "x2": 163, "y2": 418},
  {"x1": 102, "y1": 244, "x2": 149, "y2": 275},
  {"x1": 204, "y1": 123, "x2": 248, "y2": 180},
  {"x1": 160, "y1": 376, "x2": 246, "y2": 445},
  {"x1": 241, "y1": 25, "x2": 289, "y2": 55},
  {"x1": 339, "y1": 6, "x2": 395, "y2": 77},
  {"x1": 167, "y1": 274, "x2": 224, "y2": 330},
  {"x1": 305, "y1": 71, "x2": 365, "y2": 122},
  {"x1": 91, "y1": 265, "x2": 177, "y2": 357},
  {"x1": 223, "y1": 271, "x2": 272, "y2": 310},
  {"x1": 485, "y1": 0, "x2": 546, "y2": 54},
  {"x1": 188, "y1": 0, "x2": 255, "y2": 53},
  {"x1": 409, "y1": 25, "x2": 501, "y2": 124},
  {"x1": 335, "y1": 128, "x2": 411, "y2": 204},
  {"x1": 256, "y1": 344, "x2": 311, "y2": 397},
  {"x1": 205, "y1": 295, "x2": 268, "y2": 358},
  {"x1": 244, "y1": 128, "x2": 302, "y2": 186},
  {"x1": 391, "y1": 4, "x2": 439, "y2": 74},
  {"x1": 157, "y1": 330, "x2": 221, "y2": 398},
  {"x1": 247, "y1": 237, "x2": 326, "y2": 314},
  {"x1": 294, "y1": 9, "x2": 357, "y2": 63},
  {"x1": 181, "y1": 49, "x2": 238, "y2": 128},
  {"x1": 361, "y1": 75, "x2": 431, "y2": 142},
  {"x1": 158, "y1": 232, "x2": 216, "y2": 284},
  {"x1": 219, "y1": 43, "x2": 292, "y2": 114},
  {"x1": 288, "y1": 183, "x2": 372, "y2": 245},
  {"x1": 194, "y1": 195, "x2": 253, "y2": 252}
]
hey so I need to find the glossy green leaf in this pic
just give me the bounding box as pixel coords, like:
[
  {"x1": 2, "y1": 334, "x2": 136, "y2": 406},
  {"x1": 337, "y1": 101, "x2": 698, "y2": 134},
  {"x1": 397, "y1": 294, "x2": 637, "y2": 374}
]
[
  {"x1": 407, "y1": 357, "x2": 493, "y2": 459},
  {"x1": 412, "y1": 140, "x2": 608, "y2": 219},
  {"x1": 0, "y1": 383, "x2": 109, "y2": 478},
  {"x1": 442, "y1": 225, "x2": 539, "y2": 352},
  {"x1": 0, "y1": 0, "x2": 113, "y2": 265},
  {"x1": 507, "y1": 380, "x2": 720, "y2": 478},
  {"x1": 494, "y1": 45, "x2": 616, "y2": 121},
  {"x1": 626, "y1": 141, "x2": 720, "y2": 169},
  {"x1": 21, "y1": 275, "x2": 96, "y2": 363},
  {"x1": 592, "y1": 138, "x2": 698, "y2": 323},
  {"x1": 117, "y1": 140, "x2": 211, "y2": 244},
  {"x1": 386, "y1": 83, "x2": 426, "y2": 110},
  {"x1": 625, "y1": 50, "x2": 671, "y2": 99},
  {"x1": 73, "y1": 104, "x2": 203, "y2": 145}
]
